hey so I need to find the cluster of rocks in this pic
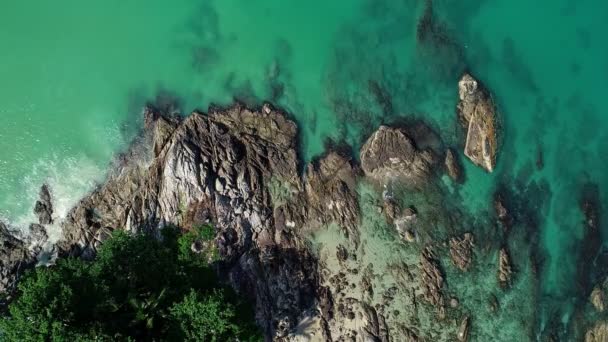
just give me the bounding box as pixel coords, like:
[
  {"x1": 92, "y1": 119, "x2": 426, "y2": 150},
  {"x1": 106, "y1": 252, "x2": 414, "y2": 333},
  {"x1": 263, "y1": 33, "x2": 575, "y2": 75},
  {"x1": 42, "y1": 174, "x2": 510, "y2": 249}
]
[{"x1": 0, "y1": 72, "x2": 506, "y2": 340}]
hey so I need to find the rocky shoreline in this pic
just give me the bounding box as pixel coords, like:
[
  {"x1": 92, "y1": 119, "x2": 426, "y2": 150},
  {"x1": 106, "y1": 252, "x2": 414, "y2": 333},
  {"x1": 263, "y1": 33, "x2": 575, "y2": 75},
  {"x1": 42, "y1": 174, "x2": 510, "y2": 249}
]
[{"x1": 1, "y1": 74, "x2": 603, "y2": 341}]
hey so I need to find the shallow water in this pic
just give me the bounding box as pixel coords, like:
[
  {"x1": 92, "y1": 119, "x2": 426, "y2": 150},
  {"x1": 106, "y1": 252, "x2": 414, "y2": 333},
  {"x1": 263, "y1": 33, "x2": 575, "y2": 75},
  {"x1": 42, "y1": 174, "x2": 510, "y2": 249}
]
[{"x1": 1, "y1": 0, "x2": 607, "y2": 339}]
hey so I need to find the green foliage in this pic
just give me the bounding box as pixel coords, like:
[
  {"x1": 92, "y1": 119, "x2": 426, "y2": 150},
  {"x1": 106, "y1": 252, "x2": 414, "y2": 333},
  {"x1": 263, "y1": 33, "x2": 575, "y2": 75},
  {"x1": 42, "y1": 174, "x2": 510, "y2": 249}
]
[
  {"x1": 178, "y1": 224, "x2": 219, "y2": 266},
  {"x1": 0, "y1": 226, "x2": 261, "y2": 341}
]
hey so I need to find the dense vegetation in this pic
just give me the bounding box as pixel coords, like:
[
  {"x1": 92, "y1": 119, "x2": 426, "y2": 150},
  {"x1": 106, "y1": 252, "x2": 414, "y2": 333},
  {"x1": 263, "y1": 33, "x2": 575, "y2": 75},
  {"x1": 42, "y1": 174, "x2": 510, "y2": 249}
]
[{"x1": 0, "y1": 225, "x2": 262, "y2": 341}]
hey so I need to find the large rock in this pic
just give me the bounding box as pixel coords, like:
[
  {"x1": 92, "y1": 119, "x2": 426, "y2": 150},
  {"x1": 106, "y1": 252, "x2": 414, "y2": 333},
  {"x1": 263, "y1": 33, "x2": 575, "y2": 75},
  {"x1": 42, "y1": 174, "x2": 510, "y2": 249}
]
[
  {"x1": 360, "y1": 125, "x2": 435, "y2": 186},
  {"x1": 420, "y1": 247, "x2": 446, "y2": 318},
  {"x1": 457, "y1": 74, "x2": 498, "y2": 172}
]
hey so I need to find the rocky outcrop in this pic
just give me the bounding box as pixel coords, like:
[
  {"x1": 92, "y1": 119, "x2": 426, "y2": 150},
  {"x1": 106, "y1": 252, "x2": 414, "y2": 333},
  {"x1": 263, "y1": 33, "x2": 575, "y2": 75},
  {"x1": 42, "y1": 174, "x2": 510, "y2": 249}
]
[
  {"x1": 449, "y1": 233, "x2": 474, "y2": 271},
  {"x1": 34, "y1": 184, "x2": 53, "y2": 225},
  {"x1": 58, "y1": 103, "x2": 317, "y2": 338},
  {"x1": 457, "y1": 74, "x2": 498, "y2": 172},
  {"x1": 360, "y1": 126, "x2": 435, "y2": 186},
  {"x1": 498, "y1": 247, "x2": 513, "y2": 288},
  {"x1": 0, "y1": 222, "x2": 34, "y2": 301}
]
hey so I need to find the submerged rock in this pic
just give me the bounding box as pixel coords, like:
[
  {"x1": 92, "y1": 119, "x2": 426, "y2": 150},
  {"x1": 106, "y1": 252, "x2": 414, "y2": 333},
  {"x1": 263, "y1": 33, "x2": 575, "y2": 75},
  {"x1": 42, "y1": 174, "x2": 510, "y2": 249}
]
[
  {"x1": 585, "y1": 321, "x2": 608, "y2": 342},
  {"x1": 444, "y1": 148, "x2": 463, "y2": 183},
  {"x1": 360, "y1": 125, "x2": 435, "y2": 186},
  {"x1": 498, "y1": 247, "x2": 513, "y2": 288},
  {"x1": 457, "y1": 73, "x2": 498, "y2": 172},
  {"x1": 420, "y1": 247, "x2": 446, "y2": 317},
  {"x1": 449, "y1": 233, "x2": 474, "y2": 272}
]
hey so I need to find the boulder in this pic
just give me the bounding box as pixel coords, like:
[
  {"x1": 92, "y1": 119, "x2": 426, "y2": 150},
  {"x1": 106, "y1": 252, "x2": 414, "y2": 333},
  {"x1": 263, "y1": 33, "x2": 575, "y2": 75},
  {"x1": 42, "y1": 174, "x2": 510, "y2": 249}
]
[
  {"x1": 457, "y1": 74, "x2": 498, "y2": 172},
  {"x1": 360, "y1": 126, "x2": 435, "y2": 186}
]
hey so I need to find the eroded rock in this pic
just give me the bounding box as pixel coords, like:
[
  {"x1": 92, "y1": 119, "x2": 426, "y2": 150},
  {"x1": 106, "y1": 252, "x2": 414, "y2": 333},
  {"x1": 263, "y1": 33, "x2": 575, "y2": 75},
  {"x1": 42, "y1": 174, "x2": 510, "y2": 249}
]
[
  {"x1": 457, "y1": 74, "x2": 498, "y2": 172},
  {"x1": 585, "y1": 321, "x2": 608, "y2": 342},
  {"x1": 0, "y1": 222, "x2": 34, "y2": 300}
]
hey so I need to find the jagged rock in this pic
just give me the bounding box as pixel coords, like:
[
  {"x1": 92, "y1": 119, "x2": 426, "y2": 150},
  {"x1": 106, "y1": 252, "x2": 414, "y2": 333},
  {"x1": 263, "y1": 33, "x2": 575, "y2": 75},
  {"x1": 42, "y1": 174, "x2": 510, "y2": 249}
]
[
  {"x1": 29, "y1": 223, "x2": 48, "y2": 247},
  {"x1": 444, "y1": 148, "x2": 463, "y2": 183},
  {"x1": 360, "y1": 125, "x2": 435, "y2": 186},
  {"x1": 420, "y1": 247, "x2": 446, "y2": 317},
  {"x1": 586, "y1": 321, "x2": 608, "y2": 342},
  {"x1": 449, "y1": 233, "x2": 474, "y2": 271},
  {"x1": 0, "y1": 222, "x2": 34, "y2": 300},
  {"x1": 33, "y1": 184, "x2": 53, "y2": 225},
  {"x1": 383, "y1": 198, "x2": 400, "y2": 222},
  {"x1": 336, "y1": 245, "x2": 348, "y2": 263},
  {"x1": 498, "y1": 248, "x2": 513, "y2": 288},
  {"x1": 457, "y1": 316, "x2": 470, "y2": 341},
  {"x1": 457, "y1": 73, "x2": 498, "y2": 172}
]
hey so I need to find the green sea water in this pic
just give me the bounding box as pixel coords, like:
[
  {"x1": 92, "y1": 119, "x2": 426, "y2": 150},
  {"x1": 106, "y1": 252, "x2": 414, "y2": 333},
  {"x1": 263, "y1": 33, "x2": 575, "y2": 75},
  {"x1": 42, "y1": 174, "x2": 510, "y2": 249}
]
[{"x1": 1, "y1": 0, "x2": 607, "y2": 339}]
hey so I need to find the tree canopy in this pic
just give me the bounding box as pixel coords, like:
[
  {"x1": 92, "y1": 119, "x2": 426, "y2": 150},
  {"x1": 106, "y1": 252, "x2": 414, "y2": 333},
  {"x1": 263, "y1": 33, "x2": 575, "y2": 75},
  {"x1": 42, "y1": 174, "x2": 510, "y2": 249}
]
[{"x1": 0, "y1": 226, "x2": 262, "y2": 341}]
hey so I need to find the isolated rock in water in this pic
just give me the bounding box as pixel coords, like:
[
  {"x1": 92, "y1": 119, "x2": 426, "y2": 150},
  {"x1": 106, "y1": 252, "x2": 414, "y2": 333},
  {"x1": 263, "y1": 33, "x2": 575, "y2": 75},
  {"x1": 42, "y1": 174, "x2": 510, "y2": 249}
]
[
  {"x1": 498, "y1": 247, "x2": 513, "y2": 288},
  {"x1": 586, "y1": 321, "x2": 608, "y2": 342},
  {"x1": 34, "y1": 184, "x2": 53, "y2": 225},
  {"x1": 457, "y1": 73, "x2": 498, "y2": 172},
  {"x1": 449, "y1": 233, "x2": 474, "y2": 271},
  {"x1": 444, "y1": 148, "x2": 463, "y2": 182},
  {"x1": 457, "y1": 316, "x2": 471, "y2": 341},
  {"x1": 0, "y1": 222, "x2": 34, "y2": 299},
  {"x1": 360, "y1": 125, "x2": 435, "y2": 186}
]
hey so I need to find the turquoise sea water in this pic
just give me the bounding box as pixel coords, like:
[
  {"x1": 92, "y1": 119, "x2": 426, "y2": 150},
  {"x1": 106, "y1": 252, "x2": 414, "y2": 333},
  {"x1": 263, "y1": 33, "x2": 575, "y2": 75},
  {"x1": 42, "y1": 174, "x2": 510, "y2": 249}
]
[{"x1": 1, "y1": 0, "x2": 607, "y2": 339}]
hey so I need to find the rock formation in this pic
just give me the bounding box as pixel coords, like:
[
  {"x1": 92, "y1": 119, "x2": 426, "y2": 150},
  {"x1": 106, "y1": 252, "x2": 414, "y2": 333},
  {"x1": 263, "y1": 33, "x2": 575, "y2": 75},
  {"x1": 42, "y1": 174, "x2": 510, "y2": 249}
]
[
  {"x1": 457, "y1": 73, "x2": 498, "y2": 172},
  {"x1": 360, "y1": 125, "x2": 435, "y2": 186}
]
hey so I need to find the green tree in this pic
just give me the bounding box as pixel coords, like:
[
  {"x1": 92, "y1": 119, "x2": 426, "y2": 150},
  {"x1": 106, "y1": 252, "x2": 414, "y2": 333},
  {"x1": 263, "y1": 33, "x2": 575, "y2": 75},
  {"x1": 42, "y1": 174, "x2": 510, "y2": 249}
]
[{"x1": 0, "y1": 227, "x2": 262, "y2": 341}]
